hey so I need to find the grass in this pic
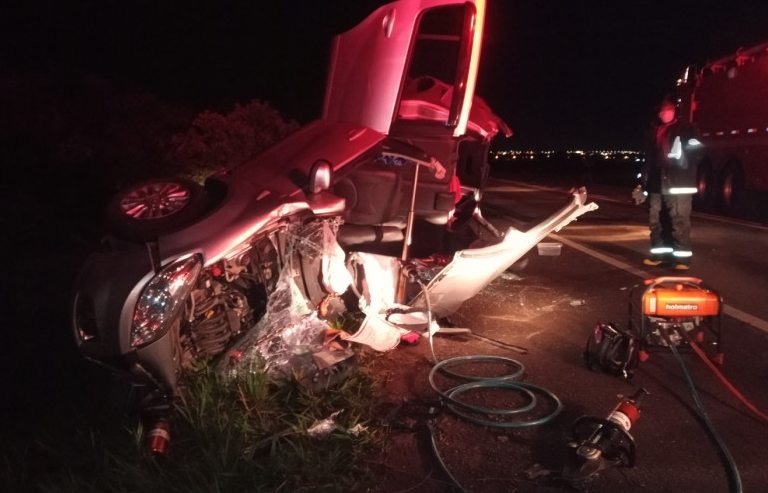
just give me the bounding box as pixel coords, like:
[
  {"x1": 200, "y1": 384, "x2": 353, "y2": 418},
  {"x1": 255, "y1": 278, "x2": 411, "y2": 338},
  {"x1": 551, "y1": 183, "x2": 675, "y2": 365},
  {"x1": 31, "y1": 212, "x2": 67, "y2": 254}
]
[{"x1": 2, "y1": 353, "x2": 384, "y2": 493}]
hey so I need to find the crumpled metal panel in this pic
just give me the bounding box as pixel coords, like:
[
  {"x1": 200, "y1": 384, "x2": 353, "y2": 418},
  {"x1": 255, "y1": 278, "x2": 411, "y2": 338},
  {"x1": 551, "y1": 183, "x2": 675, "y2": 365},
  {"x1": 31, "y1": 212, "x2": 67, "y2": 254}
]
[{"x1": 409, "y1": 188, "x2": 598, "y2": 317}]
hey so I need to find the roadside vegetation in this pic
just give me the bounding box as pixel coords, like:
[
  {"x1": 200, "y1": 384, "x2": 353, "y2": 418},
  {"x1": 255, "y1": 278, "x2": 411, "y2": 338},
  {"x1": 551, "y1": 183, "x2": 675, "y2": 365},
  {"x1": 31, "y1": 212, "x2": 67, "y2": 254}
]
[
  {"x1": 1, "y1": 72, "x2": 299, "y2": 245},
  {"x1": 2, "y1": 355, "x2": 384, "y2": 493}
]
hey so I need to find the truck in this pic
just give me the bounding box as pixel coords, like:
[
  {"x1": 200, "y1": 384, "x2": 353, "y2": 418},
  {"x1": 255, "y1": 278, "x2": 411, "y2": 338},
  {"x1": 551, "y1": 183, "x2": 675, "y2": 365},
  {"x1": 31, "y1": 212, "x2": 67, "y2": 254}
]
[{"x1": 676, "y1": 41, "x2": 768, "y2": 214}]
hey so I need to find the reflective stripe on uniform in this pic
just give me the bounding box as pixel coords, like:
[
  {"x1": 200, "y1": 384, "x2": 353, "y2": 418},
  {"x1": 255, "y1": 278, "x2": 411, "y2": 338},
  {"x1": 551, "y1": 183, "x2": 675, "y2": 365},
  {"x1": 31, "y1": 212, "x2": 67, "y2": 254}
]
[
  {"x1": 668, "y1": 136, "x2": 682, "y2": 159},
  {"x1": 669, "y1": 187, "x2": 698, "y2": 194},
  {"x1": 651, "y1": 247, "x2": 673, "y2": 254},
  {"x1": 673, "y1": 250, "x2": 693, "y2": 258}
]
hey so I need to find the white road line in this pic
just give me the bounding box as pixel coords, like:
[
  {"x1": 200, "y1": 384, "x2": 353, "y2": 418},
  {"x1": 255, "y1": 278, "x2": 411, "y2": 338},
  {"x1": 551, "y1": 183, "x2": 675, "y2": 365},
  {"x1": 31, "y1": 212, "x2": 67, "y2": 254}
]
[
  {"x1": 489, "y1": 178, "x2": 768, "y2": 231},
  {"x1": 550, "y1": 233, "x2": 653, "y2": 280},
  {"x1": 550, "y1": 233, "x2": 768, "y2": 335},
  {"x1": 487, "y1": 178, "x2": 768, "y2": 334}
]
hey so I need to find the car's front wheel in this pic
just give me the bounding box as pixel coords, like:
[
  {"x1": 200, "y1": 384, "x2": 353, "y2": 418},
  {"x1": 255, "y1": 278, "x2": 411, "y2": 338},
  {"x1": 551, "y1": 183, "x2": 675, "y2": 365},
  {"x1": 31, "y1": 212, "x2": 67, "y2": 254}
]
[{"x1": 106, "y1": 178, "x2": 209, "y2": 242}]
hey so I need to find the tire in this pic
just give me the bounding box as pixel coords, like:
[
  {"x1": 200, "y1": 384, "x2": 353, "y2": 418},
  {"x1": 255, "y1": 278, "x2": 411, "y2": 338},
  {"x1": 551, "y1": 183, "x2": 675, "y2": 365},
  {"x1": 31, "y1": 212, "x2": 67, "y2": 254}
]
[
  {"x1": 105, "y1": 177, "x2": 210, "y2": 242},
  {"x1": 719, "y1": 162, "x2": 744, "y2": 216},
  {"x1": 693, "y1": 159, "x2": 715, "y2": 211}
]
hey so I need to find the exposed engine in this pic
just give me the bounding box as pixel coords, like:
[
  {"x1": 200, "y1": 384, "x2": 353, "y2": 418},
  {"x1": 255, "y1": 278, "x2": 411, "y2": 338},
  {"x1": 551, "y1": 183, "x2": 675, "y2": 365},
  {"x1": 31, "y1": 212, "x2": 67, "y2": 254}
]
[{"x1": 171, "y1": 219, "x2": 338, "y2": 370}]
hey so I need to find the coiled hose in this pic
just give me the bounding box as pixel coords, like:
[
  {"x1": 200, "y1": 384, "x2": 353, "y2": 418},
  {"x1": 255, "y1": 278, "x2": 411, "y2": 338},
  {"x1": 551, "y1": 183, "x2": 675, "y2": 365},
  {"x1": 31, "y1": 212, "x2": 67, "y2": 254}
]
[{"x1": 417, "y1": 281, "x2": 562, "y2": 491}]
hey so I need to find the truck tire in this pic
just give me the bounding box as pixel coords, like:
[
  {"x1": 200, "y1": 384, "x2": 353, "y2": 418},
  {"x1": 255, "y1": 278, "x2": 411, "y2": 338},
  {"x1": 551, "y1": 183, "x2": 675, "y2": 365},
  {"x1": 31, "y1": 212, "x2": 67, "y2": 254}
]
[
  {"x1": 106, "y1": 177, "x2": 210, "y2": 242},
  {"x1": 694, "y1": 159, "x2": 715, "y2": 211},
  {"x1": 719, "y1": 162, "x2": 744, "y2": 216}
]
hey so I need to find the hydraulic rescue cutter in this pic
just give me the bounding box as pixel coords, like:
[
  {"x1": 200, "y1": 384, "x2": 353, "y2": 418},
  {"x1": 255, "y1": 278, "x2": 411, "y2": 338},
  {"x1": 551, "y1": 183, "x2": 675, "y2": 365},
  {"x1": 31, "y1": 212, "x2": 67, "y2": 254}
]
[{"x1": 563, "y1": 388, "x2": 649, "y2": 489}]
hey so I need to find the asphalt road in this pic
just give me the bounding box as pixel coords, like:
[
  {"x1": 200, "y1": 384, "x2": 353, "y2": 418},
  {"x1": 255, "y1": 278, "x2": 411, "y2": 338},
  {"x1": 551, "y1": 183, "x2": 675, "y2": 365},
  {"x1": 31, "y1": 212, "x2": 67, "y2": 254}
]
[{"x1": 443, "y1": 177, "x2": 768, "y2": 492}]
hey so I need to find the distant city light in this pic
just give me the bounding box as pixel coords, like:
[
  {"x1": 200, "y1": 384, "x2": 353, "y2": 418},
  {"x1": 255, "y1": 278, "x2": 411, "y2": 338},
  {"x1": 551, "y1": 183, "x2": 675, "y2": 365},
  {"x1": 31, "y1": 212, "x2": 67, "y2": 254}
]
[{"x1": 492, "y1": 149, "x2": 643, "y2": 159}]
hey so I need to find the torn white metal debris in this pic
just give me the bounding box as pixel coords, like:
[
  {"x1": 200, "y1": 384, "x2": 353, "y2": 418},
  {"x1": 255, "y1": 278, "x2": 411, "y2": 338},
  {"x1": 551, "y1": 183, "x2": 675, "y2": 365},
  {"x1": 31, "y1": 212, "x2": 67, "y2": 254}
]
[{"x1": 409, "y1": 187, "x2": 598, "y2": 317}]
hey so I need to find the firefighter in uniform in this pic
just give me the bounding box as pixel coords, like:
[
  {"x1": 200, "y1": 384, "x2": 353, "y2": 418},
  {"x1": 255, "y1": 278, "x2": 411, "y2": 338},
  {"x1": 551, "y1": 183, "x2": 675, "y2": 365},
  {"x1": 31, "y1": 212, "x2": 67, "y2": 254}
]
[{"x1": 634, "y1": 97, "x2": 703, "y2": 269}]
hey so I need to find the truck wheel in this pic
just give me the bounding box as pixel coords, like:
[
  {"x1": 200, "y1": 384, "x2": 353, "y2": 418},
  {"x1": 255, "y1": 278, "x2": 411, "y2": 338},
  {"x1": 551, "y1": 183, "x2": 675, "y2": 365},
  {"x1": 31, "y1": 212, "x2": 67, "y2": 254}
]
[
  {"x1": 694, "y1": 159, "x2": 715, "y2": 211},
  {"x1": 106, "y1": 177, "x2": 210, "y2": 242},
  {"x1": 719, "y1": 162, "x2": 744, "y2": 216}
]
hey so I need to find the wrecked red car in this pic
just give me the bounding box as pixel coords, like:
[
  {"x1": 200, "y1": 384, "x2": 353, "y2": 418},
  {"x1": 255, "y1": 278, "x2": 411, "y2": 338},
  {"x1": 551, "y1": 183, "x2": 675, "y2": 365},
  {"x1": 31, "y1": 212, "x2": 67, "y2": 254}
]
[{"x1": 71, "y1": 0, "x2": 595, "y2": 420}]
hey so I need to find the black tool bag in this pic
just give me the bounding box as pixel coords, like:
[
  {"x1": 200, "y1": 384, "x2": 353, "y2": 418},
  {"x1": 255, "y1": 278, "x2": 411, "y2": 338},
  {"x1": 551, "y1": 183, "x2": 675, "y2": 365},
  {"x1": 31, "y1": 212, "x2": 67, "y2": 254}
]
[{"x1": 584, "y1": 323, "x2": 639, "y2": 379}]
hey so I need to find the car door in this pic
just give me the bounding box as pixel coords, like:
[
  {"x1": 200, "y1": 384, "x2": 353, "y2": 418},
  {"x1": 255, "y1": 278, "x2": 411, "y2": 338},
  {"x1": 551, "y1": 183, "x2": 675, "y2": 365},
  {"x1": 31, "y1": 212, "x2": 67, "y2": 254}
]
[
  {"x1": 325, "y1": 0, "x2": 488, "y2": 249},
  {"x1": 322, "y1": 0, "x2": 485, "y2": 138}
]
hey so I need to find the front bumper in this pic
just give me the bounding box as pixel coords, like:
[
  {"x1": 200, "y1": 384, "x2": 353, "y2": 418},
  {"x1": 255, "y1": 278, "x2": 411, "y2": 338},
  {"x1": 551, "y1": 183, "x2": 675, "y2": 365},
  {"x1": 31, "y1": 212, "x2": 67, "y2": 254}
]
[{"x1": 72, "y1": 244, "x2": 179, "y2": 390}]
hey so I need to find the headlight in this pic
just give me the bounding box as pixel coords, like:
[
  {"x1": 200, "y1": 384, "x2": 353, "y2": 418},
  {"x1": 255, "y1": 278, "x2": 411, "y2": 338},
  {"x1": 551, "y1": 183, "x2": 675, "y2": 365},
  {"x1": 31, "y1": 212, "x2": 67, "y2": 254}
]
[{"x1": 131, "y1": 254, "x2": 203, "y2": 348}]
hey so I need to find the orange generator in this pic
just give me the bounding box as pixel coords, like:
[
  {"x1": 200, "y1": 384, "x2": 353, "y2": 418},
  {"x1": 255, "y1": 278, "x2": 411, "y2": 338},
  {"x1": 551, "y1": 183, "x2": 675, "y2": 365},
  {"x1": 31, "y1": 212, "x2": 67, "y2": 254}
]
[{"x1": 629, "y1": 277, "x2": 723, "y2": 364}]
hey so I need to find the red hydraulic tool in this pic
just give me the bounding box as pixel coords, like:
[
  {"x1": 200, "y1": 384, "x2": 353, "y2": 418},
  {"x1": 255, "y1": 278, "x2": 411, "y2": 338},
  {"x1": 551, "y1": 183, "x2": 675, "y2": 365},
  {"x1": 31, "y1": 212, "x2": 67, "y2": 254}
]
[{"x1": 563, "y1": 388, "x2": 649, "y2": 488}]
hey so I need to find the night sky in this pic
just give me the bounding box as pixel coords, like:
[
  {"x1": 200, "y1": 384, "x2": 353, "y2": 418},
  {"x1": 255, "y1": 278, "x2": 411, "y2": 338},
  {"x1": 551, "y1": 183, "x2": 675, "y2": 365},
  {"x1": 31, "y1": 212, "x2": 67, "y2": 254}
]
[{"x1": 3, "y1": 0, "x2": 768, "y2": 150}]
